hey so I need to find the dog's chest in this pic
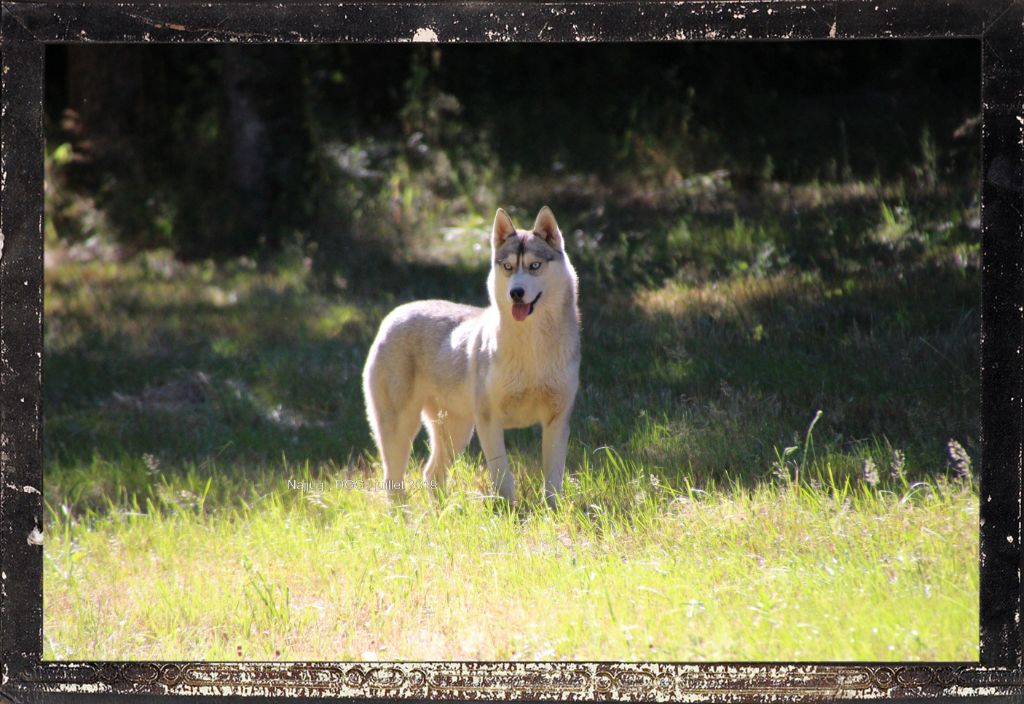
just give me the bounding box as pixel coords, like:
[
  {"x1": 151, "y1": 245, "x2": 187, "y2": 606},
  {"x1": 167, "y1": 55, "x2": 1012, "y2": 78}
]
[{"x1": 490, "y1": 356, "x2": 575, "y2": 427}]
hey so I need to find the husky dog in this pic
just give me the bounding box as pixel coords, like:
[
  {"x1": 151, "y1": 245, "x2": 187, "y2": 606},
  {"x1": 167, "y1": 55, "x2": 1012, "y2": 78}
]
[{"x1": 362, "y1": 206, "x2": 580, "y2": 506}]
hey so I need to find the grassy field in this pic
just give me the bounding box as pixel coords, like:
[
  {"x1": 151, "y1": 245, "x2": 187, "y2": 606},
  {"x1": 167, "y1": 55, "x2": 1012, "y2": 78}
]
[{"x1": 42, "y1": 179, "x2": 979, "y2": 661}]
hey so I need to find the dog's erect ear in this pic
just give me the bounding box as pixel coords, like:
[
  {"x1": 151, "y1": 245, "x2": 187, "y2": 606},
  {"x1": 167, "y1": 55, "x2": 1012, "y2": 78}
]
[
  {"x1": 492, "y1": 208, "x2": 517, "y2": 250},
  {"x1": 532, "y1": 206, "x2": 563, "y2": 251}
]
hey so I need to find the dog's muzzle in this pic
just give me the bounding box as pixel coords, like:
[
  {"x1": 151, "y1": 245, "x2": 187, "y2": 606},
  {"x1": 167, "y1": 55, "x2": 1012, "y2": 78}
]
[{"x1": 511, "y1": 292, "x2": 542, "y2": 322}]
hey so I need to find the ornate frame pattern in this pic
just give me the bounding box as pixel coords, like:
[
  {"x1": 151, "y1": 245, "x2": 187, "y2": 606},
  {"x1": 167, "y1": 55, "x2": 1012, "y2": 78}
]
[{"x1": 1, "y1": 1, "x2": 1022, "y2": 700}]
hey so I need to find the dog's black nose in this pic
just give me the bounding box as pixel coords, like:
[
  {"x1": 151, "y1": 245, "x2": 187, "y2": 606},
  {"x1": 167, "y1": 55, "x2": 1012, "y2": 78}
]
[{"x1": 510, "y1": 288, "x2": 525, "y2": 302}]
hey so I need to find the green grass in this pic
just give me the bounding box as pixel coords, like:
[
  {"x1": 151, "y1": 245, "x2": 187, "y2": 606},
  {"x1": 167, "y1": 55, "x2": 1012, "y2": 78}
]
[
  {"x1": 45, "y1": 455, "x2": 975, "y2": 661},
  {"x1": 42, "y1": 181, "x2": 980, "y2": 661}
]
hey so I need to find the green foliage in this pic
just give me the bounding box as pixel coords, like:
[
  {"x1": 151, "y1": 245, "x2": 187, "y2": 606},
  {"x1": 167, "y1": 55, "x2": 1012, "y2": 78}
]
[{"x1": 44, "y1": 41, "x2": 981, "y2": 260}]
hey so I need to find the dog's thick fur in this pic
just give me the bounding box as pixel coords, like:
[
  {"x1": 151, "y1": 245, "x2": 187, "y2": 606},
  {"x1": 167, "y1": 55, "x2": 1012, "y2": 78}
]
[{"x1": 362, "y1": 206, "x2": 580, "y2": 505}]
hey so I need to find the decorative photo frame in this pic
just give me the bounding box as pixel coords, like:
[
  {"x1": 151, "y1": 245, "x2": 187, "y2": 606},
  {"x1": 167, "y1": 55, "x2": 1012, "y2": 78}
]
[{"x1": 1, "y1": 0, "x2": 1022, "y2": 700}]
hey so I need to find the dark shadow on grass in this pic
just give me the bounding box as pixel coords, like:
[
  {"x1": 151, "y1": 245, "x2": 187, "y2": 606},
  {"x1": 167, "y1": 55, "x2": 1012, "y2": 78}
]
[
  {"x1": 44, "y1": 187, "x2": 979, "y2": 511},
  {"x1": 43, "y1": 250, "x2": 499, "y2": 512},
  {"x1": 570, "y1": 261, "x2": 979, "y2": 490}
]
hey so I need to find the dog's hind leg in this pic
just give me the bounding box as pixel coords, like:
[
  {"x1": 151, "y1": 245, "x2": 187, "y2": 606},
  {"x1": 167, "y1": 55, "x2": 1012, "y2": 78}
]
[
  {"x1": 364, "y1": 347, "x2": 421, "y2": 502},
  {"x1": 422, "y1": 402, "x2": 474, "y2": 493},
  {"x1": 376, "y1": 407, "x2": 420, "y2": 502}
]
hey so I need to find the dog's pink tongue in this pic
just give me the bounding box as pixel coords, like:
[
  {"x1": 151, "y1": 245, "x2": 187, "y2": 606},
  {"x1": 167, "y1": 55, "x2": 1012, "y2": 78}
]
[{"x1": 512, "y1": 303, "x2": 531, "y2": 321}]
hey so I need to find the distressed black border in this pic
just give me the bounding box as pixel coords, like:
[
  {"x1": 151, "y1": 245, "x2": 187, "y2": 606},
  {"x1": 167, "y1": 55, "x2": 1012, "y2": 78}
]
[{"x1": 1, "y1": 1, "x2": 1022, "y2": 700}]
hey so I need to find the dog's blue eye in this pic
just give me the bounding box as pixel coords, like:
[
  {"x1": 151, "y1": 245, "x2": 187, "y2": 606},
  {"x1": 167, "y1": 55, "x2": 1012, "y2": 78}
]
[
  {"x1": 529, "y1": 262, "x2": 542, "y2": 271},
  {"x1": 503, "y1": 263, "x2": 513, "y2": 272}
]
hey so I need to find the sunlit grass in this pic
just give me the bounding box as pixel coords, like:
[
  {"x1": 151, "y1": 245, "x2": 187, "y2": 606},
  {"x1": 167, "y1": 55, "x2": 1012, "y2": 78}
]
[{"x1": 44, "y1": 451, "x2": 977, "y2": 661}]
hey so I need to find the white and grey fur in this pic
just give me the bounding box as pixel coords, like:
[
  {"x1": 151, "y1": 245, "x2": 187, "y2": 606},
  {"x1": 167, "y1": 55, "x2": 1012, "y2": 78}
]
[{"x1": 362, "y1": 206, "x2": 580, "y2": 506}]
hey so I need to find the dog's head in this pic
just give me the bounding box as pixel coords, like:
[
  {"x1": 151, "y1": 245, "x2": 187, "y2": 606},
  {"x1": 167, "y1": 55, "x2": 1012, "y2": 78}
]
[{"x1": 488, "y1": 206, "x2": 576, "y2": 322}]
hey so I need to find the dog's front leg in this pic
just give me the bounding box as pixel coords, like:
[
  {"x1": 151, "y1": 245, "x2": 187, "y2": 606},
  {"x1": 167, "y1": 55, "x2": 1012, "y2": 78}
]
[
  {"x1": 476, "y1": 418, "x2": 515, "y2": 502},
  {"x1": 542, "y1": 412, "x2": 572, "y2": 508}
]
